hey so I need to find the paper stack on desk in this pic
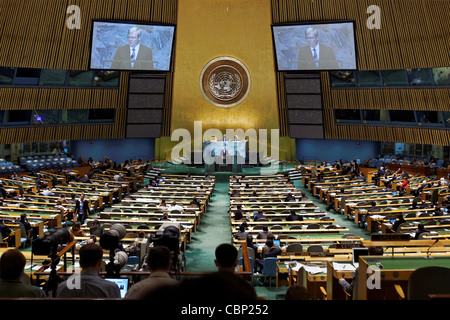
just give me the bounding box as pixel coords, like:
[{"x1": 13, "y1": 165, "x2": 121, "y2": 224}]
[
  {"x1": 332, "y1": 263, "x2": 356, "y2": 271},
  {"x1": 290, "y1": 262, "x2": 326, "y2": 274}
]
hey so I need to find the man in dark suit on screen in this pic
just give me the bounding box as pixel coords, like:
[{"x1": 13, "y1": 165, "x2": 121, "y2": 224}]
[
  {"x1": 298, "y1": 27, "x2": 339, "y2": 70},
  {"x1": 111, "y1": 27, "x2": 154, "y2": 70}
]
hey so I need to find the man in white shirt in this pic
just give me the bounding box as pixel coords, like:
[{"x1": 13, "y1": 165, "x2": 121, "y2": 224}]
[
  {"x1": 298, "y1": 27, "x2": 338, "y2": 70},
  {"x1": 167, "y1": 201, "x2": 184, "y2": 212},
  {"x1": 111, "y1": 27, "x2": 154, "y2": 70},
  {"x1": 41, "y1": 188, "x2": 55, "y2": 196}
]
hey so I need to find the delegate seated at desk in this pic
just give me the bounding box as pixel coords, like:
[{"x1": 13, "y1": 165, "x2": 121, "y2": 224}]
[
  {"x1": 338, "y1": 246, "x2": 384, "y2": 299},
  {"x1": 255, "y1": 239, "x2": 282, "y2": 273}
]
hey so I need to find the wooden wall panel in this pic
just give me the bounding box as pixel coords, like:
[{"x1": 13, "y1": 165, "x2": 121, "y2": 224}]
[
  {"x1": 271, "y1": 0, "x2": 450, "y2": 141},
  {"x1": 0, "y1": 0, "x2": 177, "y2": 143}
]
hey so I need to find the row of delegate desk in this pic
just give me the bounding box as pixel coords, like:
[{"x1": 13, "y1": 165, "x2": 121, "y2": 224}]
[
  {"x1": 0, "y1": 167, "x2": 146, "y2": 249},
  {"x1": 15, "y1": 171, "x2": 216, "y2": 287},
  {"x1": 229, "y1": 174, "x2": 365, "y2": 292},
  {"x1": 294, "y1": 167, "x2": 450, "y2": 299},
  {"x1": 82, "y1": 173, "x2": 215, "y2": 253}
]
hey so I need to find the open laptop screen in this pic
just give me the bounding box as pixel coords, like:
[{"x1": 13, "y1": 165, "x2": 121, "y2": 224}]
[
  {"x1": 352, "y1": 247, "x2": 369, "y2": 266},
  {"x1": 105, "y1": 278, "x2": 129, "y2": 298}
]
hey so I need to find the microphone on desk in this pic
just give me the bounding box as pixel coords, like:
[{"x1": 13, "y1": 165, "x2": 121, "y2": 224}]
[{"x1": 425, "y1": 239, "x2": 439, "y2": 259}]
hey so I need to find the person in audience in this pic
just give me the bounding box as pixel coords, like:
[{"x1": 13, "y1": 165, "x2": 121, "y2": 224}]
[
  {"x1": 55, "y1": 200, "x2": 68, "y2": 217},
  {"x1": 338, "y1": 246, "x2": 384, "y2": 299},
  {"x1": 167, "y1": 201, "x2": 184, "y2": 212},
  {"x1": 285, "y1": 284, "x2": 311, "y2": 300},
  {"x1": 333, "y1": 160, "x2": 341, "y2": 170},
  {"x1": 89, "y1": 219, "x2": 104, "y2": 237},
  {"x1": 74, "y1": 193, "x2": 90, "y2": 225},
  {"x1": 286, "y1": 210, "x2": 303, "y2": 221},
  {"x1": 257, "y1": 225, "x2": 274, "y2": 240},
  {"x1": 159, "y1": 199, "x2": 167, "y2": 207},
  {"x1": 234, "y1": 204, "x2": 245, "y2": 220},
  {"x1": 56, "y1": 244, "x2": 121, "y2": 298},
  {"x1": 419, "y1": 200, "x2": 430, "y2": 209},
  {"x1": 57, "y1": 194, "x2": 68, "y2": 205},
  {"x1": 414, "y1": 224, "x2": 429, "y2": 239},
  {"x1": 84, "y1": 235, "x2": 96, "y2": 245},
  {"x1": 67, "y1": 194, "x2": 77, "y2": 204},
  {"x1": 244, "y1": 234, "x2": 258, "y2": 258},
  {"x1": 148, "y1": 244, "x2": 257, "y2": 302},
  {"x1": 433, "y1": 205, "x2": 444, "y2": 217},
  {"x1": 41, "y1": 187, "x2": 55, "y2": 196},
  {"x1": 372, "y1": 167, "x2": 385, "y2": 185},
  {"x1": 357, "y1": 172, "x2": 366, "y2": 181},
  {"x1": 81, "y1": 174, "x2": 91, "y2": 183},
  {"x1": 18, "y1": 213, "x2": 34, "y2": 239},
  {"x1": 125, "y1": 246, "x2": 177, "y2": 299},
  {"x1": 0, "y1": 219, "x2": 12, "y2": 241},
  {"x1": 128, "y1": 230, "x2": 146, "y2": 256},
  {"x1": 255, "y1": 239, "x2": 282, "y2": 273},
  {"x1": 234, "y1": 222, "x2": 249, "y2": 240},
  {"x1": 71, "y1": 222, "x2": 86, "y2": 237},
  {"x1": 392, "y1": 213, "x2": 406, "y2": 232},
  {"x1": 441, "y1": 196, "x2": 450, "y2": 210},
  {"x1": 400, "y1": 178, "x2": 409, "y2": 192},
  {"x1": 284, "y1": 193, "x2": 296, "y2": 202},
  {"x1": 360, "y1": 201, "x2": 379, "y2": 228},
  {"x1": 415, "y1": 180, "x2": 428, "y2": 196},
  {"x1": 159, "y1": 212, "x2": 170, "y2": 221},
  {"x1": 214, "y1": 243, "x2": 239, "y2": 273},
  {"x1": 234, "y1": 207, "x2": 244, "y2": 221},
  {"x1": 253, "y1": 209, "x2": 267, "y2": 221},
  {"x1": 0, "y1": 249, "x2": 46, "y2": 298},
  {"x1": 189, "y1": 197, "x2": 201, "y2": 209}
]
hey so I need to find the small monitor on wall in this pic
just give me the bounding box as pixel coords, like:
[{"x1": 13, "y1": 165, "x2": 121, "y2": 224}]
[
  {"x1": 272, "y1": 21, "x2": 357, "y2": 72},
  {"x1": 89, "y1": 20, "x2": 176, "y2": 72}
]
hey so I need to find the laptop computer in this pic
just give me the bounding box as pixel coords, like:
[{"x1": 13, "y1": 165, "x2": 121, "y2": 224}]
[
  {"x1": 352, "y1": 247, "x2": 369, "y2": 268},
  {"x1": 105, "y1": 278, "x2": 129, "y2": 298},
  {"x1": 273, "y1": 239, "x2": 281, "y2": 246}
]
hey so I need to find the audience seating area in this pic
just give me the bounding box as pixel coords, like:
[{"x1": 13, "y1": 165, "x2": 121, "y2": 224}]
[{"x1": 19, "y1": 155, "x2": 78, "y2": 172}]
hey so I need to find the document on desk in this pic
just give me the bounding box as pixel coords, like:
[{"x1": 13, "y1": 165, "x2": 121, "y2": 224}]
[
  {"x1": 332, "y1": 263, "x2": 356, "y2": 271},
  {"x1": 291, "y1": 262, "x2": 326, "y2": 274},
  {"x1": 304, "y1": 265, "x2": 327, "y2": 274}
]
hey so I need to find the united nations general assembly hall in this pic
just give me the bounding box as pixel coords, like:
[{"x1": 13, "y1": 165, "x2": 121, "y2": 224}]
[{"x1": 0, "y1": 0, "x2": 449, "y2": 315}]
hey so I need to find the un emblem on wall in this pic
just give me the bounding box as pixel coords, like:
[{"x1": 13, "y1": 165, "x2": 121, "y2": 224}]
[{"x1": 200, "y1": 57, "x2": 251, "y2": 108}]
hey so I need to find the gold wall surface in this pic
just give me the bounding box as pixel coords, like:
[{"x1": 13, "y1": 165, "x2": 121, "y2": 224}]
[{"x1": 170, "y1": 0, "x2": 279, "y2": 138}]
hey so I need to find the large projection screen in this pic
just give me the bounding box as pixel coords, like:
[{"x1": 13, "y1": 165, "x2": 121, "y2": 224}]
[
  {"x1": 272, "y1": 21, "x2": 357, "y2": 71},
  {"x1": 89, "y1": 20, "x2": 175, "y2": 72}
]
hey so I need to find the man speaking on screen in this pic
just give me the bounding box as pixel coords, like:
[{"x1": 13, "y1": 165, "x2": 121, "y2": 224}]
[
  {"x1": 297, "y1": 27, "x2": 338, "y2": 70},
  {"x1": 111, "y1": 27, "x2": 154, "y2": 70}
]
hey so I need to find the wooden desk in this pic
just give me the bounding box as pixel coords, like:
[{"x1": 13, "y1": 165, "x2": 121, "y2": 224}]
[{"x1": 358, "y1": 256, "x2": 450, "y2": 300}]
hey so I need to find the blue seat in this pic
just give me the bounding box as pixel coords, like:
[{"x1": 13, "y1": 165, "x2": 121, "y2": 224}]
[
  {"x1": 261, "y1": 257, "x2": 278, "y2": 287},
  {"x1": 238, "y1": 256, "x2": 254, "y2": 275},
  {"x1": 127, "y1": 255, "x2": 140, "y2": 266}
]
